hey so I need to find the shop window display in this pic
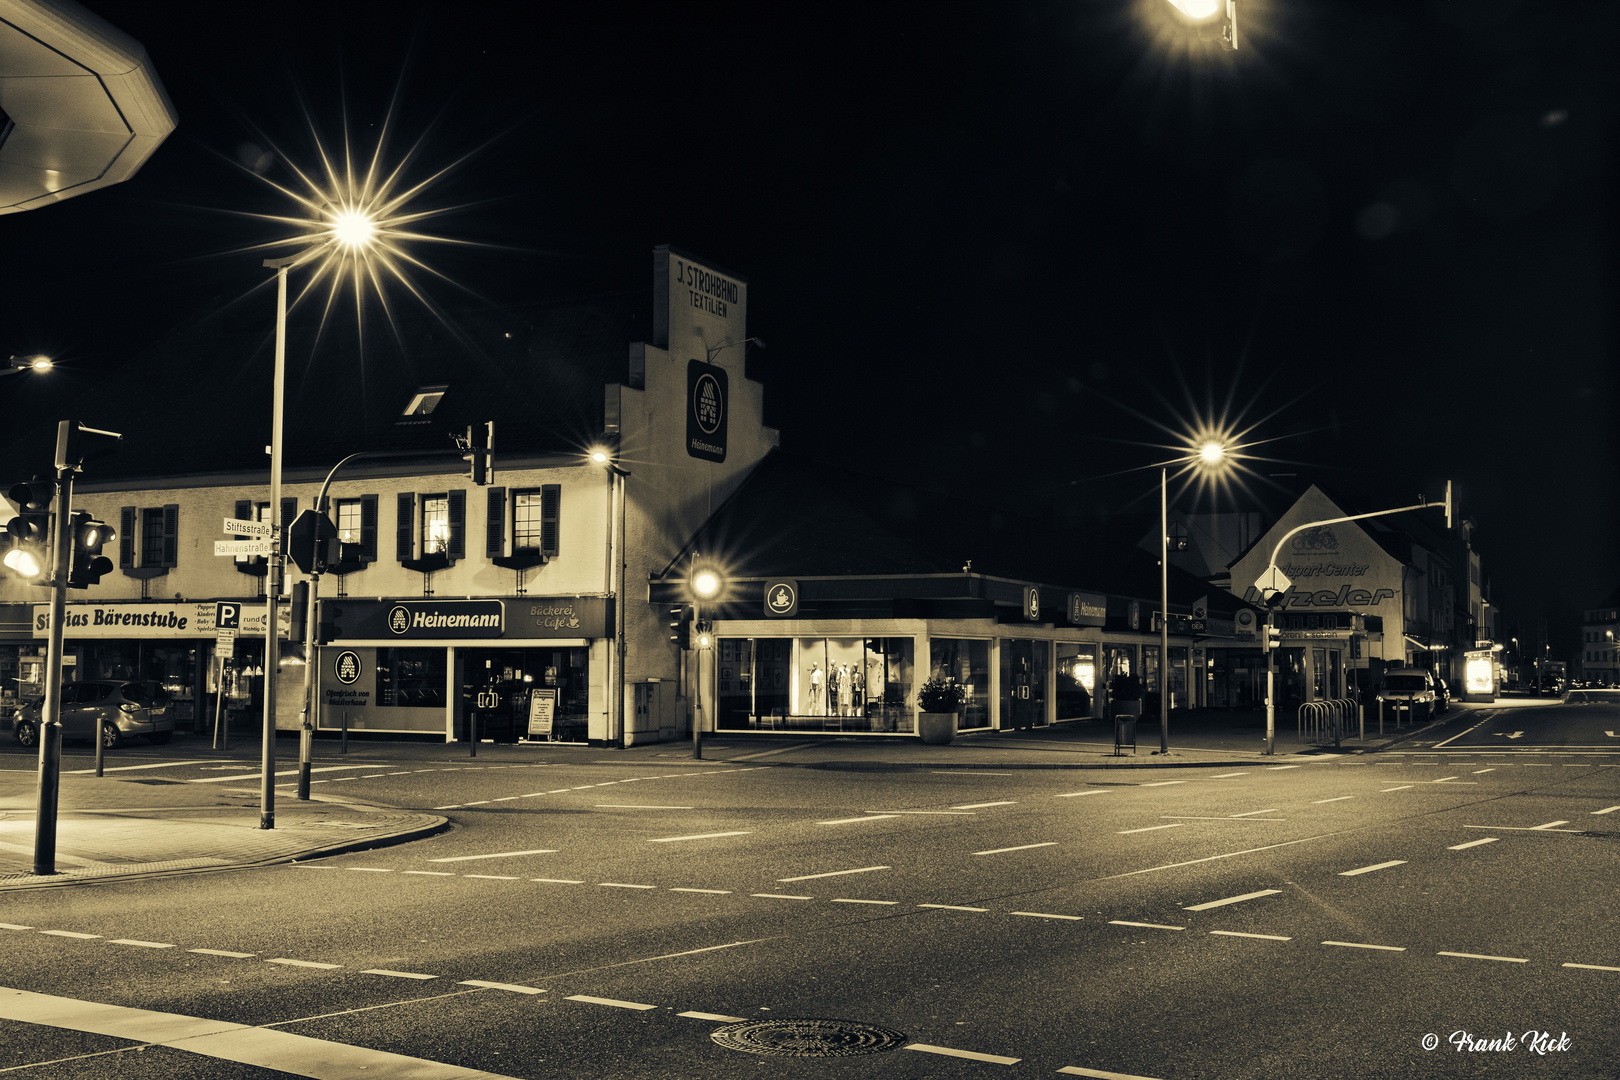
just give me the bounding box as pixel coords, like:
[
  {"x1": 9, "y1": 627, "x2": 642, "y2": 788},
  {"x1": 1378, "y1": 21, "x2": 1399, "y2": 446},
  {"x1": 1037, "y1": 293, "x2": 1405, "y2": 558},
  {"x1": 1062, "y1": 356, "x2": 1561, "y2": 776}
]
[
  {"x1": 377, "y1": 648, "x2": 447, "y2": 709},
  {"x1": 928, "y1": 638, "x2": 990, "y2": 729},
  {"x1": 718, "y1": 637, "x2": 914, "y2": 732},
  {"x1": 1056, "y1": 642, "x2": 1097, "y2": 719}
]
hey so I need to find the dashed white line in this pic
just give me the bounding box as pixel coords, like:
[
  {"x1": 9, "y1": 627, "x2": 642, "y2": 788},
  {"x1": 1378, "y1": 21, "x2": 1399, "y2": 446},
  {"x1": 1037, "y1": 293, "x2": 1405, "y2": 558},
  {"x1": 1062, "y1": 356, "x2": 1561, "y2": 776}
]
[
  {"x1": 1472, "y1": 768, "x2": 1495, "y2": 774},
  {"x1": 1228, "y1": 809, "x2": 1279, "y2": 817},
  {"x1": 1108, "y1": 921, "x2": 1183, "y2": 931},
  {"x1": 188, "y1": 949, "x2": 255, "y2": 958},
  {"x1": 1563, "y1": 962, "x2": 1620, "y2": 972},
  {"x1": 1266, "y1": 765, "x2": 1302, "y2": 770},
  {"x1": 1058, "y1": 1065, "x2": 1165, "y2": 1079},
  {"x1": 1339, "y1": 860, "x2": 1406, "y2": 876},
  {"x1": 600, "y1": 883, "x2": 657, "y2": 889},
  {"x1": 1139, "y1": 781, "x2": 1187, "y2": 787},
  {"x1": 108, "y1": 940, "x2": 174, "y2": 949},
  {"x1": 648, "y1": 831, "x2": 752, "y2": 843},
  {"x1": 38, "y1": 931, "x2": 99, "y2": 940},
  {"x1": 1312, "y1": 796, "x2": 1354, "y2": 804},
  {"x1": 1055, "y1": 790, "x2": 1110, "y2": 798},
  {"x1": 463, "y1": 874, "x2": 519, "y2": 880},
  {"x1": 1381, "y1": 786, "x2": 1415, "y2": 792},
  {"x1": 1011, "y1": 911, "x2": 1082, "y2": 921},
  {"x1": 1209, "y1": 931, "x2": 1291, "y2": 941},
  {"x1": 1531, "y1": 820, "x2": 1571, "y2": 830},
  {"x1": 0, "y1": 924, "x2": 34, "y2": 931},
  {"x1": 974, "y1": 843, "x2": 1057, "y2": 855},
  {"x1": 362, "y1": 969, "x2": 438, "y2": 979},
  {"x1": 429, "y1": 848, "x2": 558, "y2": 862},
  {"x1": 1594, "y1": 806, "x2": 1620, "y2": 815},
  {"x1": 1322, "y1": 941, "x2": 1405, "y2": 951},
  {"x1": 1184, "y1": 889, "x2": 1282, "y2": 911},
  {"x1": 830, "y1": 898, "x2": 897, "y2": 905},
  {"x1": 752, "y1": 893, "x2": 813, "y2": 901},
  {"x1": 904, "y1": 1043, "x2": 1020, "y2": 1065},
  {"x1": 680, "y1": 1010, "x2": 747, "y2": 1021},
  {"x1": 918, "y1": 904, "x2": 988, "y2": 912},
  {"x1": 401, "y1": 871, "x2": 455, "y2": 876},
  {"x1": 1437, "y1": 951, "x2": 1527, "y2": 964},
  {"x1": 777, "y1": 866, "x2": 890, "y2": 882},
  {"x1": 532, "y1": 878, "x2": 585, "y2": 884},
  {"x1": 266, "y1": 958, "x2": 341, "y2": 969},
  {"x1": 1209, "y1": 772, "x2": 1249, "y2": 779},
  {"x1": 567, "y1": 994, "x2": 657, "y2": 1011},
  {"x1": 460, "y1": 980, "x2": 545, "y2": 994},
  {"x1": 951, "y1": 801, "x2": 1016, "y2": 809},
  {"x1": 348, "y1": 867, "x2": 393, "y2": 873},
  {"x1": 1119, "y1": 824, "x2": 1184, "y2": 834},
  {"x1": 595, "y1": 804, "x2": 693, "y2": 810},
  {"x1": 1449, "y1": 838, "x2": 1499, "y2": 850},
  {"x1": 820, "y1": 815, "x2": 898, "y2": 825},
  {"x1": 670, "y1": 887, "x2": 732, "y2": 894}
]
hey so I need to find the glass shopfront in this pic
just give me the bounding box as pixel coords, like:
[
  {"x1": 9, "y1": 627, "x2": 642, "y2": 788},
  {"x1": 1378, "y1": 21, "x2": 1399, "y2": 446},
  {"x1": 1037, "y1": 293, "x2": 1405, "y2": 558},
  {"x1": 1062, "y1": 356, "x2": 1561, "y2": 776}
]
[
  {"x1": 1056, "y1": 642, "x2": 1097, "y2": 719},
  {"x1": 717, "y1": 637, "x2": 915, "y2": 732},
  {"x1": 999, "y1": 639, "x2": 1048, "y2": 729},
  {"x1": 928, "y1": 638, "x2": 991, "y2": 729}
]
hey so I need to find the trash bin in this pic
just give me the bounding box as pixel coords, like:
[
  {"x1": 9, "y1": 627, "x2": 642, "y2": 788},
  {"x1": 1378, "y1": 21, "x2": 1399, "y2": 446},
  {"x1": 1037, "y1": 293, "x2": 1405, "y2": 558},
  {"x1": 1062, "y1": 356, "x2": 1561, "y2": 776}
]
[{"x1": 1114, "y1": 717, "x2": 1137, "y2": 756}]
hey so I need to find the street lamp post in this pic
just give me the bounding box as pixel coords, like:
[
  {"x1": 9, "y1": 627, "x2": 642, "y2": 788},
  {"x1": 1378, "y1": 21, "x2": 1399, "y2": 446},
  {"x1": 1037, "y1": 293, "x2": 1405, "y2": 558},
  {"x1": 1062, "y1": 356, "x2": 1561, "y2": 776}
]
[
  {"x1": 1156, "y1": 440, "x2": 1230, "y2": 755},
  {"x1": 591, "y1": 449, "x2": 630, "y2": 748}
]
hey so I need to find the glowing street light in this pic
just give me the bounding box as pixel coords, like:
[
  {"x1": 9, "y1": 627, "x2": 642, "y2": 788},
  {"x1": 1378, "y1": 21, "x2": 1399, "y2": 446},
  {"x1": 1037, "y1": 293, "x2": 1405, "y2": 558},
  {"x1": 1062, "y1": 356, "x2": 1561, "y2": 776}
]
[
  {"x1": 1163, "y1": 0, "x2": 1238, "y2": 48},
  {"x1": 3, "y1": 355, "x2": 53, "y2": 377}
]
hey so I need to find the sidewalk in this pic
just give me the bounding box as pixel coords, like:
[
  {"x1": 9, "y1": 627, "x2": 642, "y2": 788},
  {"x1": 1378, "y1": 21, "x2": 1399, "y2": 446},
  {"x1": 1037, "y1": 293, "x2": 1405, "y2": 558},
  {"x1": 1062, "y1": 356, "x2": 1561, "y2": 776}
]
[
  {"x1": 0, "y1": 703, "x2": 1456, "y2": 893},
  {"x1": 0, "y1": 768, "x2": 446, "y2": 893}
]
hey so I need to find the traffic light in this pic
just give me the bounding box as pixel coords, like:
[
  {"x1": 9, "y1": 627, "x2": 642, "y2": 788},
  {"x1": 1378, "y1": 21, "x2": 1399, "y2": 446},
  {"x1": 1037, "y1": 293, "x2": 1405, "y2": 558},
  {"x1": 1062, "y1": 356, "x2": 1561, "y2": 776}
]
[
  {"x1": 316, "y1": 600, "x2": 345, "y2": 645},
  {"x1": 460, "y1": 422, "x2": 494, "y2": 486},
  {"x1": 65, "y1": 512, "x2": 114, "y2": 588},
  {"x1": 289, "y1": 581, "x2": 309, "y2": 641},
  {"x1": 1264, "y1": 622, "x2": 1282, "y2": 653},
  {"x1": 4, "y1": 478, "x2": 55, "y2": 580},
  {"x1": 691, "y1": 556, "x2": 722, "y2": 602},
  {"x1": 695, "y1": 618, "x2": 714, "y2": 650},
  {"x1": 54, "y1": 420, "x2": 122, "y2": 472},
  {"x1": 669, "y1": 605, "x2": 692, "y2": 650}
]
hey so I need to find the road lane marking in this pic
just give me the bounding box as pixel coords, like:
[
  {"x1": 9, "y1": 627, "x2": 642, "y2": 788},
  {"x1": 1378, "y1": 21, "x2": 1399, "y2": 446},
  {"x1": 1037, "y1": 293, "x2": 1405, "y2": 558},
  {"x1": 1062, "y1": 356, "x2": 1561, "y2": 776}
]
[
  {"x1": 974, "y1": 843, "x2": 1057, "y2": 855},
  {"x1": 463, "y1": 875, "x2": 520, "y2": 880},
  {"x1": 362, "y1": 969, "x2": 438, "y2": 979},
  {"x1": 109, "y1": 940, "x2": 174, "y2": 949},
  {"x1": 670, "y1": 887, "x2": 732, "y2": 894},
  {"x1": 1531, "y1": 820, "x2": 1571, "y2": 830},
  {"x1": 460, "y1": 980, "x2": 545, "y2": 994},
  {"x1": 751, "y1": 894, "x2": 813, "y2": 900},
  {"x1": 1563, "y1": 963, "x2": 1620, "y2": 972},
  {"x1": 1209, "y1": 931, "x2": 1292, "y2": 941},
  {"x1": 595, "y1": 804, "x2": 693, "y2": 809},
  {"x1": 188, "y1": 949, "x2": 255, "y2": 958},
  {"x1": 1058, "y1": 1065, "x2": 1165, "y2": 1079},
  {"x1": 185, "y1": 765, "x2": 372, "y2": 784},
  {"x1": 429, "y1": 848, "x2": 558, "y2": 862},
  {"x1": 1011, "y1": 911, "x2": 1082, "y2": 920},
  {"x1": 0, "y1": 924, "x2": 34, "y2": 931},
  {"x1": 1339, "y1": 860, "x2": 1406, "y2": 876},
  {"x1": 951, "y1": 801, "x2": 1016, "y2": 809},
  {"x1": 904, "y1": 1043, "x2": 1020, "y2": 1065},
  {"x1": 1437, "y1": 951, "x2": 1527, "y2": 963},
  {"x1": 1119, "y1": 824, "x2": 1184, "y2": 834},
  {"x1": 820, "y1": 815, "x2": 898, "y2": 825},
  {"x1": 919, "y1": 904, "x2": 988, "y2": 912},
  {"x1": 600, "y1": 883, "x2": 657, "y2": 889},
  {"x1": 401, "y1": 871, "x2": 455, "y2": 876},
  {"x1": 648, "y1": 832, "x2": 752, "y2": 842},
  {"x1": 567, "y1": 995, "x2": 657, "y2": 1011},
  {"x1": 1462, "y1": 825, "x2": 1580, "y2": 832},
  {"x1": 1312, "y1": 797, "x2": 1353, "y2": 804},
  {"x1": 1228, "y1": 809, "x2": 1280, "y2": 817},
  {"x1": 930, "y1": 771, "x2": 1014, "y2": 775},
  {"x1": 1055, "y1": 790, "x2": 1110, "y2": 798},
  {"x1": 347, "y1": 868, "x2": 393, "y2": 873},
  {"x1": 1162, "y1": 816, "x2": 1285, "y2": 821},
  {"x1": 1266, "y1": 765, "x2": 1302, "y2": 770},
  {"x1": 1139, "y1": 781, "x2": 1186, "y2": 787},
  {"x1": 1102, "y1": 832, "x2": 1339, "y2": 880},
  {"x1": 832, "y1": 898, "x2": 899, "y2": 905},
  {"x1": 265, "y1": 958, "x2": 341, "y2": 969},
  {"x1": 1184, "y1": 889, "x2": 1282, "y2": 911},
  {"x1": 1209, "y1": 772, "x2": 1249, "y2": 778},
  {"x1": 1594, "y1": 806, "x2": 1620, "y2": 815},
  {"x1": 1449, "y1": 838, "x2": 1499, "y2": 850},
  {"x1": 532, "y1": 878, "x2": 585, "y2": 884},
  {"x1": 38, "y1": 931, "x2": 99, "y2": 939},
  {"x1": 1108, "y1": 921, "x2": 1183, "y2": 931},
  {"x1": 1381, "y1": 786, "x2": 1414, "y2": 792},
  {"x1": 1472, "y1": 768, "x2": 1495, "y2": 774},
  {"x1": 864, "y1": 810, "x2": 972, "y2": 815},
  {"x1": 1322, "y1": 941, "x2": 1405, "y2": 951},
  {"x1": 680, "y1": 1010, "x2": 749, "y2": 1021},
  {"x1": 0, "y1": 986, "x2": 533, "y2": 1079},
  {"x1": 777, "y1": 866, "x2": 890, "y2": 882}
]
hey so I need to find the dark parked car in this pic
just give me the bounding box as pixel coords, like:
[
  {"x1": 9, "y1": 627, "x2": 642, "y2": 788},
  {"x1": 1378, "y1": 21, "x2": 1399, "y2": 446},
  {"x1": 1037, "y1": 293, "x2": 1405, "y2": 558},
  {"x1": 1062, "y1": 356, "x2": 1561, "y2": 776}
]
[
  {"x1": 1376, "y1": 668, "x2": 1438, "y2": 722},
  {"x1": 11, "y1": 680, "x2": 175, "y2": 748}
]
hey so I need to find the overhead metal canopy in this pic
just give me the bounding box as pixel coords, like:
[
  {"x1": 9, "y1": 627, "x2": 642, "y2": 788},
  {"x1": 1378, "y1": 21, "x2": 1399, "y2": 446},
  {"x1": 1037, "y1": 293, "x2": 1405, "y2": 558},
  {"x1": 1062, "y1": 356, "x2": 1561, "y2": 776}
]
[{"x1": 0, "y1": 0, "x2": 176, "y2": 214}]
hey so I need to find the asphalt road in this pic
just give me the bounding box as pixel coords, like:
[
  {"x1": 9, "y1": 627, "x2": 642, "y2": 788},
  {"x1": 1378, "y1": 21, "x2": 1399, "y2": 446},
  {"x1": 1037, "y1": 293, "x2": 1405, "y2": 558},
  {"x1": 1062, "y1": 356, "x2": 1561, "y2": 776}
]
[{"x1": 2, "y1": 695, "x2": 1617, "y2": 1079}]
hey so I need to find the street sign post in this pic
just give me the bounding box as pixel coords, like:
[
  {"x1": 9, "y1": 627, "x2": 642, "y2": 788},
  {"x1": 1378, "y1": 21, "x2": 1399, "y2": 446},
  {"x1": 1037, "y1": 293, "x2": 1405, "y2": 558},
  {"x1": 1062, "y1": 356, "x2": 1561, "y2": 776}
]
[
  {"x1": 223, "y1": 518, "x2": 274, "y2": 538},
  {"x1": 216, "y1": 540, "x2": 274, "y2": 556}
]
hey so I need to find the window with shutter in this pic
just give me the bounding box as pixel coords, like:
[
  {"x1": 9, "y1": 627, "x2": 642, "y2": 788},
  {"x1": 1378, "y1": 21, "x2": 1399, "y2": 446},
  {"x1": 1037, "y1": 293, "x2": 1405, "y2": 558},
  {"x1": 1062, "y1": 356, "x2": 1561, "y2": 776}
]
[
  {"x1": 540, "y1": 484, "x2": 560, "y2": 558},
  {"x1": 119, "y1": 506, "x2": 136, "y2": 568},
  {"x1": 447, "y1": 489, "x2": 466, "y2": 559},
  {"x1": 396, "y1": 492, "x2": 415, "y2": 562},
  {"x1": 486, "y1": 487, "x2": 505, "y2": 558},
  {"x1": 359, "y1": 494, "x2": 378, "y2": 562},
  {"x1": 162, "y1": 504, "x2": 179, "y2": 567}
]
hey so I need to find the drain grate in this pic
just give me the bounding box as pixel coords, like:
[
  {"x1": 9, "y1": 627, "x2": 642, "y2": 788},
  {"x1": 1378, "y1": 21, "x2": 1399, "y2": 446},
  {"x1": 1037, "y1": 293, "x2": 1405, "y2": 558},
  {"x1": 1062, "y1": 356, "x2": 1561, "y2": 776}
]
[{"x1": 710, "y1": 1018, "x2": 908, "y2": 1057}]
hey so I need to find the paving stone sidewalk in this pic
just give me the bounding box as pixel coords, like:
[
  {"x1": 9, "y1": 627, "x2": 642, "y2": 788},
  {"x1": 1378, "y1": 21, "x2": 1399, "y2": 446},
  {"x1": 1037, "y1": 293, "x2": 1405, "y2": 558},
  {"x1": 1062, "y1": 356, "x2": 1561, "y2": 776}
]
[{"x1": 0, "y1": 769, "x2": 446, "y2": 892}]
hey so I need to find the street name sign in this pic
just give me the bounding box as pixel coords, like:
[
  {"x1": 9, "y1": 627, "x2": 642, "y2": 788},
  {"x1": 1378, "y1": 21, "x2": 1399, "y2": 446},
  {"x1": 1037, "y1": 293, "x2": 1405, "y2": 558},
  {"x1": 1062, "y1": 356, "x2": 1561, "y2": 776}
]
[
  {"x1": 216, "y1": 540, "x2": 274, "y2": 556},
  {"x1": 223, "y1": 518, "x2": 274, "y2": 538}
]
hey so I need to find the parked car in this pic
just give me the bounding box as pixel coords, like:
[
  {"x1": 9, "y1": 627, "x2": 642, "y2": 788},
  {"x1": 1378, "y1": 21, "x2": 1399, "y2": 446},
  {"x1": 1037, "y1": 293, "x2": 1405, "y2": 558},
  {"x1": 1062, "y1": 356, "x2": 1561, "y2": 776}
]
[
  {"x1": 11, "y1": 680, "x2": 175, "y2": 748},
  {"x1": 1376, "y1": 668, "x2": 1438, "y2": 722}
]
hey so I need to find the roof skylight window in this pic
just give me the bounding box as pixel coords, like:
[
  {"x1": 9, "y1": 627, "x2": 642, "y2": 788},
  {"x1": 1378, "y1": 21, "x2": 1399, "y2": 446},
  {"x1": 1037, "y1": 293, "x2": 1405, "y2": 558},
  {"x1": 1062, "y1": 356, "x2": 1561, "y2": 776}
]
[{"x1": 402, "y1": 384, "x2": 448, "y2": 416}]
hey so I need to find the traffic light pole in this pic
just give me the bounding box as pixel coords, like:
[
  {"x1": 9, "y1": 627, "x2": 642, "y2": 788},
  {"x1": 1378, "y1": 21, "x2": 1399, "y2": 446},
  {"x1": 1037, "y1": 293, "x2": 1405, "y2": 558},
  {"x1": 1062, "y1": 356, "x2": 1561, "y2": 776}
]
[
  {"x1": 1264, "y1": 610, "x2": 1276, "y2": 756},
  {"x1": 32, "y1": 466, "x2": 74, "y2": 875},
  {"x1": 296, "y1": 567, "x2": 320, "y2": 800}
]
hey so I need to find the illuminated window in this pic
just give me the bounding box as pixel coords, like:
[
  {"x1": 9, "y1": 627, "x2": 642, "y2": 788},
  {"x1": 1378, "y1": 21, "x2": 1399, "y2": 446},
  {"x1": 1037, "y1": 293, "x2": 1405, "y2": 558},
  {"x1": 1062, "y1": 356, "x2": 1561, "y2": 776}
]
[
  {"x1": 421, "y1": 496, "x2": 449, "y2": 554},
  {"x1": 400, "y1": 384, "x2": 447, "y2": 417}
]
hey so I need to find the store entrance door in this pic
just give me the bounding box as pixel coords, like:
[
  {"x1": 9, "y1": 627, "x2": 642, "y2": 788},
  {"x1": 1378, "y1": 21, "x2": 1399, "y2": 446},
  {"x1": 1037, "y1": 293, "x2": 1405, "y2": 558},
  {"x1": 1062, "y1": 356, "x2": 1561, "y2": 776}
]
[{"x1": 459, "y1": 646, "x2": 591, "y2": 743}]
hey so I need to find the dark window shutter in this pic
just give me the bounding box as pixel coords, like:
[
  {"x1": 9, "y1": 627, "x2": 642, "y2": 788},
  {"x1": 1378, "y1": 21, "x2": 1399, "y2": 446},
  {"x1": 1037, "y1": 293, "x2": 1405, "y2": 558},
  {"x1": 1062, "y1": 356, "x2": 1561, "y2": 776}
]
[
  {"x1": 540, "y1": 484, "x2": 560, "y2": 558},
  {"x1": 120, "y1": 506, "x2": 136, "y2": 568},
  {"x1": 161, "y1": 504, "x2": 179, "y2": 567},
  {"x1": 447, "y1": 489, "x2": 466, "y2": 560},
  {"x1": 396, "y1": 492, "x2": 415, "y2": 562},
  {"x1": 485, "y1": 487, "x2": 505, "y2": 558},
  {"x1": 280, "y1": 497, "x2": 297, "y2": 533},
  {"x1": 359, "y1": 494, "x2": 378, "y2": 562},
  {"x1": 234, "y1": 500, "x2": 251, "y2": 520}
]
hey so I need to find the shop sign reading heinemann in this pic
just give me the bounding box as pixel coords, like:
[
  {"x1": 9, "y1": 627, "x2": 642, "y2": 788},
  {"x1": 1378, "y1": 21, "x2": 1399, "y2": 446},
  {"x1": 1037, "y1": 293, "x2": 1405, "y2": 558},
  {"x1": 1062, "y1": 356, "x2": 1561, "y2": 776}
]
[
  {"x1": 33, "y1": 601, "x2": 291, "y2": 638},
  {"x1": 326, "y1": 597, "x2": 612, "y2": 641}
]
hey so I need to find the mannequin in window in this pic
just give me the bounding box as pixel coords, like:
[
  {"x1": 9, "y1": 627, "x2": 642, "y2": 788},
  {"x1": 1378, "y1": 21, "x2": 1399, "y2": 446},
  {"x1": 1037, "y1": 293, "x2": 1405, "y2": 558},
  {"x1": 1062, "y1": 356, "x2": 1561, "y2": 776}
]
[
  {"x1": 837, "y1": 663, "x2": 852, "y2": 716},
  {"x1": 850, "y1": 664, "x2": 865, "y2": 718},
  {"x1": 808, "y1": 663, "x2": 823, "y2": 714},
  {"x1": 826, "y1": 663, "x2": 841, "y2": 717}
]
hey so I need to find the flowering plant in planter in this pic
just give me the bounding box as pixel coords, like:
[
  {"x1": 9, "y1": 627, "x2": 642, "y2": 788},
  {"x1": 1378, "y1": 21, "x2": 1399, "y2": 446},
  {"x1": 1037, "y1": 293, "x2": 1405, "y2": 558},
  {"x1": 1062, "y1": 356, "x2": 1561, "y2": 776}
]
[{"x1": 917, "y1": 677, "x2": 965, "y2": 713}]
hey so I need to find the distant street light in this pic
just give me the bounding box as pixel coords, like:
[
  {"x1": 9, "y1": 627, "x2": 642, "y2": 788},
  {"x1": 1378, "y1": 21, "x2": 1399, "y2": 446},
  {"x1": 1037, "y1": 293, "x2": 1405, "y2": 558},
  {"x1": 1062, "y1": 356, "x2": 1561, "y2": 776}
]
[
  {"x1": 3, "y1": 355, "x2": 53, "y2": 377},
  {"x1": 1163, "y1": 0, "x2": 1238, "y2": 49}
]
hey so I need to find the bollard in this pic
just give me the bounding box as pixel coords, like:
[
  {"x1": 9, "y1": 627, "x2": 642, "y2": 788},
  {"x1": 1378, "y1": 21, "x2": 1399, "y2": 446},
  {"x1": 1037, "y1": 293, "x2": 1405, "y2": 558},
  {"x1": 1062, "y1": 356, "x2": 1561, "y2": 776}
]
[
  {"x1": 470, "y1": 711, "x2": 477, "y2": 758},
  {"x1": 94, "y1": 715, "x2": 105, "y2": 777},
  {"x1": 33, "y1": 721, "x2": 62, "y2": 875},
  {"x1": 341, "y1": 709, "x2": 348, "y2": 754}
]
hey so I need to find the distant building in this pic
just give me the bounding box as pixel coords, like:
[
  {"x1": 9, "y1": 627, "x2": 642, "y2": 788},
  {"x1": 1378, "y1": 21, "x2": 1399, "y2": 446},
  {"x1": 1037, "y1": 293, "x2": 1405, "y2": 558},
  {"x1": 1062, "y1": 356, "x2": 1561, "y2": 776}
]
[{"x1": 1579, "y1": 588, "x2": 1620, "y2": 687}]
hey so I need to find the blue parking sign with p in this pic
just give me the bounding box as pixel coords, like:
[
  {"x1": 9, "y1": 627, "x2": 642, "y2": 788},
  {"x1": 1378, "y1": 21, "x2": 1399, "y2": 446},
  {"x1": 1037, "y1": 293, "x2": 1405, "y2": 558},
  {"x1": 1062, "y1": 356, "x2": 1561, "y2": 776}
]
[{"x1": 216, "y1": 602, "x2": 240, "y2": 630}]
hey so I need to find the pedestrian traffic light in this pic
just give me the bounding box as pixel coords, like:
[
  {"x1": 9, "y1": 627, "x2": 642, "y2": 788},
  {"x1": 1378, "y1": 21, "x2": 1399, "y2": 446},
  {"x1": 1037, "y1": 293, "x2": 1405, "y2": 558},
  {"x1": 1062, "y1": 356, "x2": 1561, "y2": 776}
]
[
  {"x1": 669, "y1": 604, "x2": 691, "y2": 650},
  {"x1": 459, "y1": 422, "x2": 494, "y2": 486},
  {"x1": 65, "y1": 512, "x2": 114, "y2": 588},
  {"x1": 4, "y1": 478, "x2": 54, "y2": 580}
]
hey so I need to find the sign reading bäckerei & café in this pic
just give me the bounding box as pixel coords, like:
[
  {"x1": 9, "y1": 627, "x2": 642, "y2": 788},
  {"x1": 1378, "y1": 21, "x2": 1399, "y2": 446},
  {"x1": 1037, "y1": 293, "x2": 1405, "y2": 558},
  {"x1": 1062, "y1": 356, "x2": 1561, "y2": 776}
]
[
  {"x1": 326, "y1": 597, "x2": 612, "y2": 641},
  {"x1": 33, "y1": 602, "x2": 290, "y2": 638}
]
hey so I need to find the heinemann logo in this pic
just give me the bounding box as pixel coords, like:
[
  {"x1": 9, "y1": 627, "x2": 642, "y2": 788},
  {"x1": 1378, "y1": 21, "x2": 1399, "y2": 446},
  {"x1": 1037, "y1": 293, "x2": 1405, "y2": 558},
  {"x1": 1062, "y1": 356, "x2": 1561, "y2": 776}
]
[
  {"x1": 411, "y1": 612, "x2": 499, "y2": 629},
  {"x1": 386, "y1": 602, "x2": 504, "y2": 635}
]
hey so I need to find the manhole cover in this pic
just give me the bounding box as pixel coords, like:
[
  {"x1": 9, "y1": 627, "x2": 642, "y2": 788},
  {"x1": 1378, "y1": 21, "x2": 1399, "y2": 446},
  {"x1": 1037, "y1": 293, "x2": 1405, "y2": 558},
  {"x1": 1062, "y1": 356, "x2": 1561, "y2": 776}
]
[{"x1": 710, "y1": 1018, "x2": 908, "y2": 1057}]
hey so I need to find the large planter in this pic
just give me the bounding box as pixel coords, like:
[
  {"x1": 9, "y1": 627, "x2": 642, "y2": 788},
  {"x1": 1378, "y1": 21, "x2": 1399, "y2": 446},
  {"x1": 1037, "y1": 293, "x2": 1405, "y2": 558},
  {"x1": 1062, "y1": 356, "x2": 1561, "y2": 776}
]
[{"x1": 918, "y1": 711, "x2": 957, "y2": 745}]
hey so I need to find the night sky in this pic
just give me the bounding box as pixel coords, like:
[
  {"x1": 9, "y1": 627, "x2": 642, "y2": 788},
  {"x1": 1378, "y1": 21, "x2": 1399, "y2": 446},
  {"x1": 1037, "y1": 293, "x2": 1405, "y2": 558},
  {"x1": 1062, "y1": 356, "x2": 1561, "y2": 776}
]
[{"x1": 2, "y1": 0, "x2": 1614, "y2": 652}]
